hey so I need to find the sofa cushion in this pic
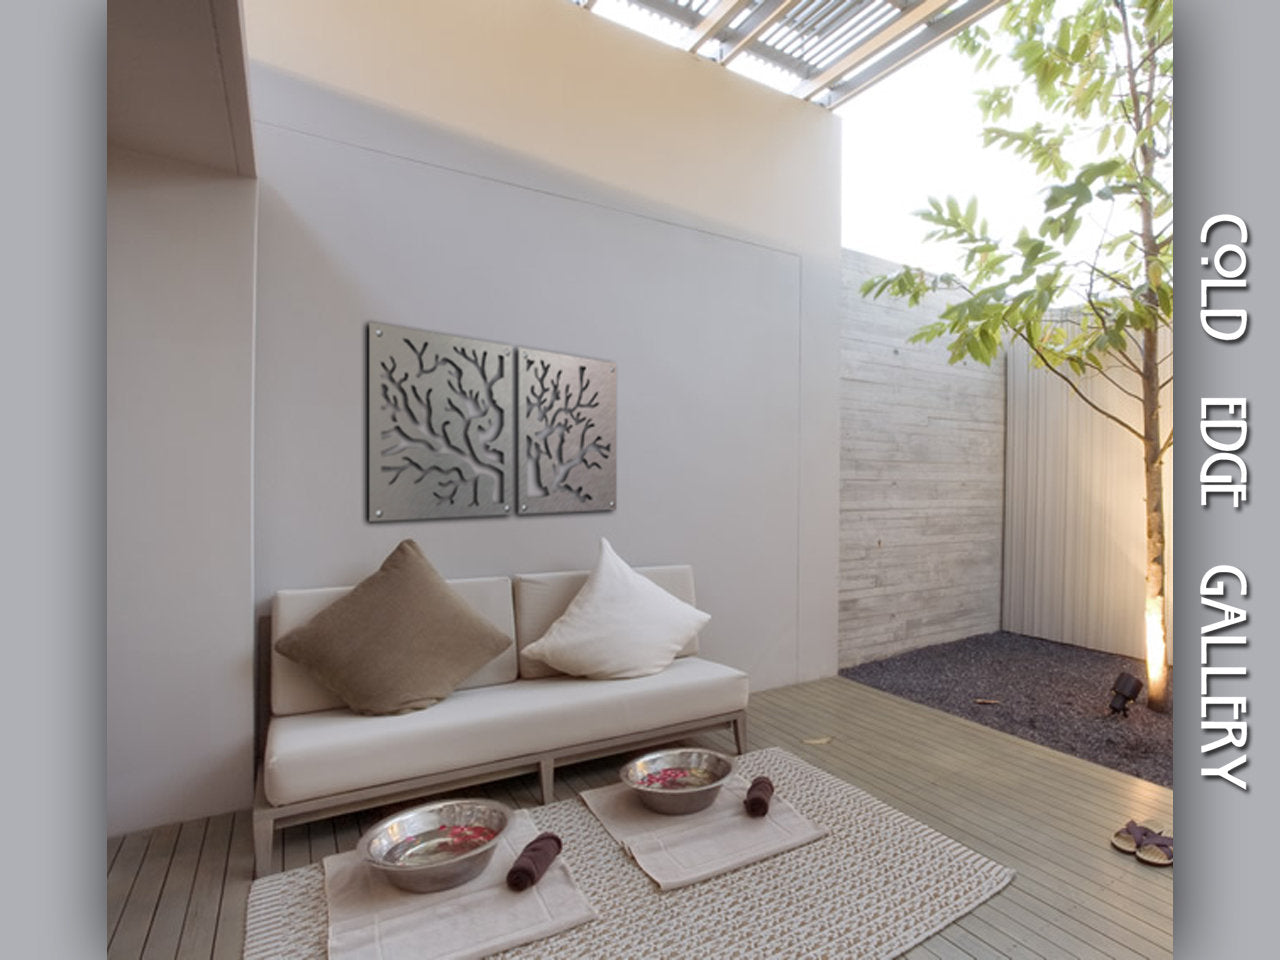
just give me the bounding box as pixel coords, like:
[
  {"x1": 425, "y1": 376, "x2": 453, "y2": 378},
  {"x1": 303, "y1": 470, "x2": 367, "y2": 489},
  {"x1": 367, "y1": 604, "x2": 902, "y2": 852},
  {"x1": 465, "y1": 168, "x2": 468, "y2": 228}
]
[
  {"x1": 273, "y1": 540, "x2": 512, "y2": 715},
  {"x1": 262, "y1": 656, "x2": 748, "y2": 806},
  {"x1": 513, "y1": 565, "x2": 702, "y2": 679},
  {"x1": 271, "y1": 577, "x2": 518, "y2": 716},
  {"x1": 521, "y1": 539, "x2": 711, "y2": 680}
]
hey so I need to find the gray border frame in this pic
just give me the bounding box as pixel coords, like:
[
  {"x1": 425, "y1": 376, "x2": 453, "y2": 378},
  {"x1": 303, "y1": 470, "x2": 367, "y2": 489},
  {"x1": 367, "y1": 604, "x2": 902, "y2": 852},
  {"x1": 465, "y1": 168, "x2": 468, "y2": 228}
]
[{"x1": 1174, "y1": 2, "x2": 1278, "y2": 954}]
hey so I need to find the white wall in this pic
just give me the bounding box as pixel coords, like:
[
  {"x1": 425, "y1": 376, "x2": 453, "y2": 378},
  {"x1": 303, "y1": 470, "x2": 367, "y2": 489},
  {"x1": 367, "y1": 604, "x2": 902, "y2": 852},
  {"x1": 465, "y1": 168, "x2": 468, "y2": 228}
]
[
  {"x1": 243, "y1": 0, "x2": 841, "y2": 691},
  {"x1": 242, "y1": 0, "x2": 835, "y2": 254},
  {"x1": 244, "y1": 0, "x2": 841, "y2": 685},
  {"x1": 838, "y1": 251, "x2": 1005, "y2": 666},
  {"x1": 107, "y1": 148, "x2": 257, "y2": 835},
  {"x1": 250, "y1": 64, "x2": 831, "y2": 689}
]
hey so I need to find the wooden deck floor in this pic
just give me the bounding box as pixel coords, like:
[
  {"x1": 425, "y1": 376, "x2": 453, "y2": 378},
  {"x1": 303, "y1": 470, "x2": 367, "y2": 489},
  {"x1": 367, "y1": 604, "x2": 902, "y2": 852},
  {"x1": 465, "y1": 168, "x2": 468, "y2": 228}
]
[{"x1": 107, "y1": 677, "x2": 1173, "y2": 959}]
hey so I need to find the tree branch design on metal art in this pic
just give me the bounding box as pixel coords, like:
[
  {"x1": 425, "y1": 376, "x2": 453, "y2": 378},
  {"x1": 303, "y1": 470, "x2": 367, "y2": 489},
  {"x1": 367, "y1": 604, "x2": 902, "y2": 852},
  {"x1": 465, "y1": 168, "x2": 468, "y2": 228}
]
[
  {"x1": 517, "y1": 348, "x2": 617, "y2": 515},
  {"x1": 367, "y1": 323, "x2": 513, "y2": 521}
]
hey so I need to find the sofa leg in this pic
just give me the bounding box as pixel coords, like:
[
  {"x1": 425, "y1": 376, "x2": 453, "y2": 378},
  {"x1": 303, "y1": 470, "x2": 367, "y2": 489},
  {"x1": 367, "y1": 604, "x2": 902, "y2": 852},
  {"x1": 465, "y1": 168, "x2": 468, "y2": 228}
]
[
  {"x1": 538, "y1": 758, "x2": 555, "y2": 804},
  {"x1": 733, "y1": 714, "x2": 748, "y2": 755},
  {"x1": 252, "y1": 808, "x2": 275, "y2": 879}
]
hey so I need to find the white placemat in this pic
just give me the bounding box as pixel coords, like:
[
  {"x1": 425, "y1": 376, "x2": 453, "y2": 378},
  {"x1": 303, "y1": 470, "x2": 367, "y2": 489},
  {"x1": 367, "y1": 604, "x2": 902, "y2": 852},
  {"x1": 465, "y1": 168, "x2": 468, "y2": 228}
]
[
  {"x1": 579, "y1": 774, "x2": 827, "y2": 889},
  {"x1": 324, "y1": 809, "x2": 595, "y2": 960}
]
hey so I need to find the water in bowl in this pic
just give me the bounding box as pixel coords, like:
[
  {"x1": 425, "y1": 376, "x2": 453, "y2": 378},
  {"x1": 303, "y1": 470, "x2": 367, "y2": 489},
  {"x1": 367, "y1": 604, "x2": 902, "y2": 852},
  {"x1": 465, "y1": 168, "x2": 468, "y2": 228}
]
[
  {"x1": 638, "y1": 766, "x2": 721, "y2": 790},
  {"x1": 383, "y1": 824, "x2": 497, "y2": 866}
]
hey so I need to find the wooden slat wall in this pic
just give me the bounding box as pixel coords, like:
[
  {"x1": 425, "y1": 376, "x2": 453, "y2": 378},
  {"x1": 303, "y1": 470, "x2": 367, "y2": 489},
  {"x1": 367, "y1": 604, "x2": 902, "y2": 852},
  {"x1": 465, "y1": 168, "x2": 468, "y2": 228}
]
[
  {"x1": 841, "y1": 249, "x2": 1173, "y2": 665},
  {"x1": 838, "y1": 250, "x2": 1005, "y2": 667},
  {"x1": 1003, "y1": 337, "x2": 1173, "y2": 660}
]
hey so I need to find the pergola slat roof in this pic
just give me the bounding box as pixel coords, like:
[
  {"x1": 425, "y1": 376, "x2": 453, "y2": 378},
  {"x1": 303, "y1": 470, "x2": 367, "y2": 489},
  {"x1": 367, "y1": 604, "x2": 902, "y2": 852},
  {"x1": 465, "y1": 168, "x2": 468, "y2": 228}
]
[{"x1": 577, "y1": 0, "x2": 1008, "y2": 108}]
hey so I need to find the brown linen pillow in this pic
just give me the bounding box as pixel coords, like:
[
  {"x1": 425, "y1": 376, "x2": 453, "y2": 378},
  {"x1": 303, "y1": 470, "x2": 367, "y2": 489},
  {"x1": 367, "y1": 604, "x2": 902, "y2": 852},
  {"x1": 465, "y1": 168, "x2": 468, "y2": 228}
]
[{"x1": 274, "y1": 540, "x2": 512, "y2": 715}]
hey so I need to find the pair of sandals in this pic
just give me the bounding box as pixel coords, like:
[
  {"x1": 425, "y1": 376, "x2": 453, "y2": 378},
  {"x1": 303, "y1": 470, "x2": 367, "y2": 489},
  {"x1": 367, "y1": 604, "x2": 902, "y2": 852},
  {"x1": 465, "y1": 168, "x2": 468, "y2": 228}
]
[{"x1": 1111, "y1": 820, "x2": 1173, "y2": 866}]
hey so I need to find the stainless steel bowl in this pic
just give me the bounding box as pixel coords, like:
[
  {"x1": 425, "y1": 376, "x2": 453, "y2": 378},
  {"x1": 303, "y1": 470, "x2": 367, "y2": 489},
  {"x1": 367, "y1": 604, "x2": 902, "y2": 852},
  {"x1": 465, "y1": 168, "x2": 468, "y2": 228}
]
[
  {"x1": 620, "y1": 748, "x2": 735, "y2": 815},
  {"x1": 358, "y1": 798, "x2": 510, "y2": 893}
]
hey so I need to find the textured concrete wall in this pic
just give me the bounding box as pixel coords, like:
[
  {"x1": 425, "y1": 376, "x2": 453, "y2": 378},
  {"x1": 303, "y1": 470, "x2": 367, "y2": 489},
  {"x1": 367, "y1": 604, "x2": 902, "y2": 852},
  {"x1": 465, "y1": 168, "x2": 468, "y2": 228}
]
[{"x1": 837, "y1": 250, "x2": 1005, "y2": 667}]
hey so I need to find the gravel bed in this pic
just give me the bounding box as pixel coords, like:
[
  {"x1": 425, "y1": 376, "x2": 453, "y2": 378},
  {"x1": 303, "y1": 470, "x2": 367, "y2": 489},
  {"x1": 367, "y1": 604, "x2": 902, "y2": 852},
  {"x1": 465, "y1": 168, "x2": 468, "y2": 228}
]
[{"x1": 839, "y1": 631, "x2": 1172, "y2": 787}]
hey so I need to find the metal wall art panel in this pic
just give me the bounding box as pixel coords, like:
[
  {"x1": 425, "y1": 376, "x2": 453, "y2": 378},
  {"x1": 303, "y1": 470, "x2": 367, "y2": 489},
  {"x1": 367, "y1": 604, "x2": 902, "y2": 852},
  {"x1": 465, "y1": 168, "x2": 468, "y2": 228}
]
[
  {"x1": 368, "y1": 322, "x2": 513, "y2": 521},
  {"x1": 516, "y1": 347, "x2": 617, "y2": 515}
]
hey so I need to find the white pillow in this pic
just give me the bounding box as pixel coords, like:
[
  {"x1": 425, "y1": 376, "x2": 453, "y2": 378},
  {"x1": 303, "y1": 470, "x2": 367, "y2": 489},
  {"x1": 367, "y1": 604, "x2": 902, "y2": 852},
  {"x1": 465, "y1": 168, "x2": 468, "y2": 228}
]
[{"x1": 522, "y1": 539, "x2": 711, "y2": 679}]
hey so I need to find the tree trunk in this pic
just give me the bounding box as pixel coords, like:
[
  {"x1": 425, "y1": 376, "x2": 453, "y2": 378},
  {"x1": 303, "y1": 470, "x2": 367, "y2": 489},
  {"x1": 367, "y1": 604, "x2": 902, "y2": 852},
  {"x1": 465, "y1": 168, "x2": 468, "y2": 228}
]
[
  {"x1": 1133, "y1": 16, "x2": 1170, "y2": 709},
  {"x1": 1141, "y1": 324, "x2": 1170, "y2": 712}
]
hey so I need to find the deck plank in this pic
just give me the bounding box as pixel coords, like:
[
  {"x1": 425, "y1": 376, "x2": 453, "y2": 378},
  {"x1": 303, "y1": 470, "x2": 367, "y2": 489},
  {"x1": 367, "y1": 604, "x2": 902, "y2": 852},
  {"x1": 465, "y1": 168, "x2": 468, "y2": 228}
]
[
  {"x1": 104, "y1": 677, "x2": 1172, "y2": 960},
  {"x1": 140, "y1": 818, "x2": 206, "y2": 960},
  {"x1": 955, "y1": 909, "x2": 1045, "y2": 959},
  {"x1": 921, "y1": 933, "x2": 980, "y2": 959},
  {"x1": 106, "y1": 830, "x2": 149, "y2": 942},
  {"x1": 332, "y1": 813, "x2": 363, "y2": 855},
  {"x1": 765, "y1": 681, "x2": 1171, "y2": 830},
  {"x1": 307, "y1": 818, "x2": 338, "y2": 862},
  {"x1": 746, "y1": 684, "x2": 1173, "y2": 957},
  {"x1": 754, "y1": 707, "x2": 1171, "y2": 904},
  {"x1": 964, "y1": 903, "x2": 1099, "y2": 960},
  {"x1": 108, "y1": 822, "x2": 179, "y2": 960},
  {"x1": 176, "y1": 813, "x2": 232, "y2": 960},
  {"x1": 209, "y1": 810, "x2": 253, "y2": 960},
  {"x1": 280, "y1": 823, "x2": 311, "y2": 873},
  {"x1": 805, "y1": 682, "x2": 1175, "y2": 896},
  {"x1": 752, "y1": 685, "x2": 1173, "y2": 902},
  {"x1": 998, "y1": 887, "x2": 1153, "y2": 960}
]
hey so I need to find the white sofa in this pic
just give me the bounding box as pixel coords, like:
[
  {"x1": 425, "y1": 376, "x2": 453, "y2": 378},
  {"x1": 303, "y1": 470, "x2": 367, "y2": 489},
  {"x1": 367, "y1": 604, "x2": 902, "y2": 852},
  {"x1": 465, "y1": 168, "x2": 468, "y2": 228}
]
[{"x1": 254, "y1": 564, "x2": 749, "y2": 876}]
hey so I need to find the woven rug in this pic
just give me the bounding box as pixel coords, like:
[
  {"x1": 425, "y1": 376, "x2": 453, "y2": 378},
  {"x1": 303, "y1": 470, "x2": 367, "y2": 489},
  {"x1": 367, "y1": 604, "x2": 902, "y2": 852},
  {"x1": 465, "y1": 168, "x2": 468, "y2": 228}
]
[{"x1": 244, "y1": 747, "x2": 1014, "y2": 960}]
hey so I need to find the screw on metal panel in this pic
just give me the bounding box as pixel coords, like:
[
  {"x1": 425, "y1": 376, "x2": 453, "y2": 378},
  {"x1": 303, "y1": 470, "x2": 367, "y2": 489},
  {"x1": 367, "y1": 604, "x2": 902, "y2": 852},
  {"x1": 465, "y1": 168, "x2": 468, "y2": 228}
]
[
  {"x1": 374, "y1": 509, "x2": 383, "y2": 517},
  {"x1": 609, "y1": 501, "x2": 615, "y2": 507},
  {"x1": 521, "y1": 504, "x2": 528, "y2": 512},
  {"x1": 375, "y1": 329, "x2": 383, "y2": 337},
  {"x1": 504, "y1": 505, "x2": 510, "y2": 512}
]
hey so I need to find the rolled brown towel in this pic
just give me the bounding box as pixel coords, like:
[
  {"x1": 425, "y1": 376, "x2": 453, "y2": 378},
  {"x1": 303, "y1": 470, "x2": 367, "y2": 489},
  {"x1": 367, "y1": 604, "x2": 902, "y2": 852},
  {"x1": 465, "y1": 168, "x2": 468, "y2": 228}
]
[
  {"x1": 505, "y1": 832, "x2": 563, "y2": 891},
  {"x1": 744, "y1": 776, "x2": 774, "y2": 817}
]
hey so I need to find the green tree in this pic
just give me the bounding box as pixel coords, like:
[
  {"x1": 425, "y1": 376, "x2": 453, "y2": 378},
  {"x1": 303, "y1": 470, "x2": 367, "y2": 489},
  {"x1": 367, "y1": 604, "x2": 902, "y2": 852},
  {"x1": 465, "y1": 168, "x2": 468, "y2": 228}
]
[{"x1": 862, "y1": 0, "x2": 1172, "y2": 710}]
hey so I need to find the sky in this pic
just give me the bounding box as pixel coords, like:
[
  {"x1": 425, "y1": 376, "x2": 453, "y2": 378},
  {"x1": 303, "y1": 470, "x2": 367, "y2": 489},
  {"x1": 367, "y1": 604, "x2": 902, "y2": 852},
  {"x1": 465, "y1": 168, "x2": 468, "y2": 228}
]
[{"x1": 835, "y1": 0, "x2": 1125, "y2": 284}]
